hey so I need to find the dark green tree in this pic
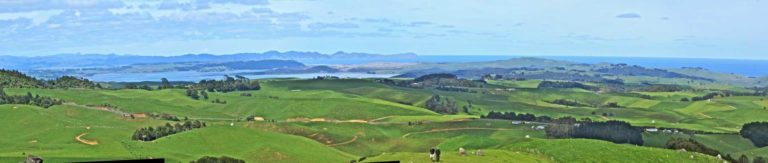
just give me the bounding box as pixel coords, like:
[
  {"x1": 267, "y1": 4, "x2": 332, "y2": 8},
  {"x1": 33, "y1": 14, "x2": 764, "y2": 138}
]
[
  {"x1": 159, "y1": 78, "x2": 172, "y2": 89},
  {"x1": 200, "y1": 90, "x2": 209, "y2": 100}
]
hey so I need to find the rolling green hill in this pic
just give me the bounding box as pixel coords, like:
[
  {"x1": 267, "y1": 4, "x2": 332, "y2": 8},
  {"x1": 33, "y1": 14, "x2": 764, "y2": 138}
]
[{"x1": 2, "y1": 74, "x2": 768, "y2": 162}]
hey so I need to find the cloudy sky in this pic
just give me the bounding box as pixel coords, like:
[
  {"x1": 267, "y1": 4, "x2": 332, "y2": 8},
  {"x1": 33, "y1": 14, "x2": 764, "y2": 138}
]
[{"x1": 0, "y1": 0, "x2": 766, "y2": 59}]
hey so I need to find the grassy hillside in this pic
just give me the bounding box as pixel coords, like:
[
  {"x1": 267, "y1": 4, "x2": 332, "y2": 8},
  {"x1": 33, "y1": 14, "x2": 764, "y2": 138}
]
[
  {"x1": 4, "y1": 84, "x2": 436, "y2": 121},
  {"x1": 0, "y1": 69, "x2": 41, "y2": 88},
  {"x1": 364, "y1": 150, "x2": 553, "y2": 163},
  {"x1": 0, "y1": 105, "x2": 355, "y2": 162},
  {"x1": 2, "y1": 77, "x2": 767, "y2": 162},
  {"x1": 508, "y1": 139, "x2": 720, "y2": 163}
]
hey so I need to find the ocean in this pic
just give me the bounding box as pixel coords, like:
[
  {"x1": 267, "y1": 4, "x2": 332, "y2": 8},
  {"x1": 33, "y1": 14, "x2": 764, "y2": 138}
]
[{"x1": 414, "y1": 55, "x2": 768, "y2": 77}]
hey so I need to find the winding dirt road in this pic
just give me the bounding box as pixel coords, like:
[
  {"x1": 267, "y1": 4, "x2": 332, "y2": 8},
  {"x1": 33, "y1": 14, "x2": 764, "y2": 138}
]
[
  {"x1": 328, "y1": 135, "x2": 359, "y2": 147},
  {"x1": 75, "y1": 132, "x2": 99, "y2": 145}
]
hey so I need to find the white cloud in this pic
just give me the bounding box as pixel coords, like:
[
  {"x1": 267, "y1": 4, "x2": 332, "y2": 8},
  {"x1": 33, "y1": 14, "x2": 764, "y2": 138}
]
[{"x1": 0, "y1": 10, "x2": 63, "y2": 25}]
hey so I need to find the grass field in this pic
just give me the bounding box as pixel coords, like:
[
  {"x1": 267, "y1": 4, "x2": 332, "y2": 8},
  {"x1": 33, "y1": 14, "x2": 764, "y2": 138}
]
[
  {"x1": 3, "y1": 78, "x2": 767, "y2": 162},
  {"x1": 0, "y1": 105, "x2": 356, "y2": 162},
  {"x1": 364, "y1": 149, "x2": 553, "y2": 163},
  {"x1": 507, "y1": 138, "x2": 721, "y2": 163}
]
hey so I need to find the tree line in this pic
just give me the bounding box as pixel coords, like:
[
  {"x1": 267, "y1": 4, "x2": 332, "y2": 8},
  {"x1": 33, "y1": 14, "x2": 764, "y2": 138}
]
[
  {"x1": 194, "y1": 75, "x2": 261, "y2": 93},
  {"x1": 638, "y1": 84, "x2": 689, "y2": 92},
  {"x1": 123, "y1": 84, "x2": 155, "y2": 90},
  {"x1": 665, "y1": 137, "x2": 721, "y2": 156},
  {"x1": 684, "y1": 90, "x2": 766, "y2": 102},
  {"x1": 424, "y1": 95, "x2": 459, "y2": 114},
  {"x1": 548, "y1": 99, "x2": 588, "y2": 107},
  {"x1": 0, "y1": 88, "x2": 62, "y2": 108},
  {"x1": 546, "y1": 120, "x2": 644, "y2": 145},
  {"x1": 131, "y1": 120, "x2": 206, "y2": 141},
  {"x1": 481, "y1": 111, "x2": 642, "y2": 145},
  {"x1": 481, "y1": 111, "x2": 552, "y2": 122}
]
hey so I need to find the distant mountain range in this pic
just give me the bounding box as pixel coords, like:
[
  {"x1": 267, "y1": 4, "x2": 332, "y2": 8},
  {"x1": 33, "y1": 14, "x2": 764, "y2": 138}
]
[{"x1": 0, "y1": 51, "x2": 417, "y2": 70}]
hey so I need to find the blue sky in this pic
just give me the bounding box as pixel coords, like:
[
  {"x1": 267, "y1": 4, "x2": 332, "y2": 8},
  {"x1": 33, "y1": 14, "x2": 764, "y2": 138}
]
[{"x1": 0, "y1": 0, "x2": 766, "y2": 59}]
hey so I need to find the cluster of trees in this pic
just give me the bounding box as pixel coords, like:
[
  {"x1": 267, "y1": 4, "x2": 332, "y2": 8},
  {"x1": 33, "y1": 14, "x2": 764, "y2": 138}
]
[
  {"x1": 190, "y1": 156, "x2": 245, "y2": 163},
  {"x1": 0, "y1": 69, "x2": 41, "y2": 88},
  {"x1": 548, "y1": 99, "x2": 588, "y2": 107},
  {"x1": 195, "y1": 75, "x2": 260, "y2": 93},
  {"x1": 1, "y1": 69, "x2": 99, "y2": 89},
  {"x1": 665, "y1": 137, "x2": 721, "y2": 156},
  {"x1": 537, "y1": 81, "x2": 598, "y2": 91},
  {"x1": 481, "y1": 111, "x2": 553, "y2": 122},
  {"x1": 158, "y1": 78, "x2": 173, "y2": 89},
  {"x1": 482, "y1": 112, "x2": 641, "y2": 145},
  {"x1": 618, "y1": 93, "x2": 653, "y2": 99},
  {"x1": 186, "y1": 89, "x2": 209, "y2": 100},
  {"x1": 131, "y1": 120, "x2": 206, "y2": 141},
  {"x1": 689, "y1": 92, "x2": 722, "y2": 101},
  {"x1": 740, "y1": 122, "x2": 768, "y2": 147},
  {"x1": 752, "y1": 87, "x2": 768, "y2": 97},
  {"x1": 603, "y1": 102, "x2": 622, "y2": 108},
  {"x1": 0, "y1": 88, "x2": 62, "y2": 108},
  {"x1": 546, "y1": 120, "x2": 643, "y2": 145},
  {"x1": 122, "y1": 78, "x2": 194, "y2": 90},
  {"x1": 148, "y1": 113, "x2": 184, "y2": 121},
  {"x1": 414, "y1": 73, "x2": 457, "y2": 82},
  {"x1": 45, "y1": 76, "x2": 100, "y2": 89},
  {"x1": 375, "y1": 79, "x2": 413, "y2": 87},
  {"x1": 211, "y1": 98, "x2": 227, "y2": 104},
  {"x1": 684, "y1": 91, "x2": 765, "y2": 102},
  {"x1": 424, "y1": 95, "x2": 459, "y2": 114}
]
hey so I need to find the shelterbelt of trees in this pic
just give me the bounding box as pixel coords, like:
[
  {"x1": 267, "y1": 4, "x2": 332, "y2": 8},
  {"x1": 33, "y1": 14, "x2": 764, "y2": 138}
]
[
  {"x1": 183, "y1": 75, "x2": 261, "y2": 101},
  {"x1": 131, "y1": 120, "x2": 207, "y2": 141},
  {"x1": 482, "y1": 111, "x2": 643, "y2": 145},
  {"x1": 0, "y1": 88, "x2": 62, "y2": 108}
]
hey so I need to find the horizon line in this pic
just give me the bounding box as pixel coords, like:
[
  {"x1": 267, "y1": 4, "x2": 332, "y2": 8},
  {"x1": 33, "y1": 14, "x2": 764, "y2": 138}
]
[{"x1": 1, "y1": 51, "x2": 766, "y2": 61}]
